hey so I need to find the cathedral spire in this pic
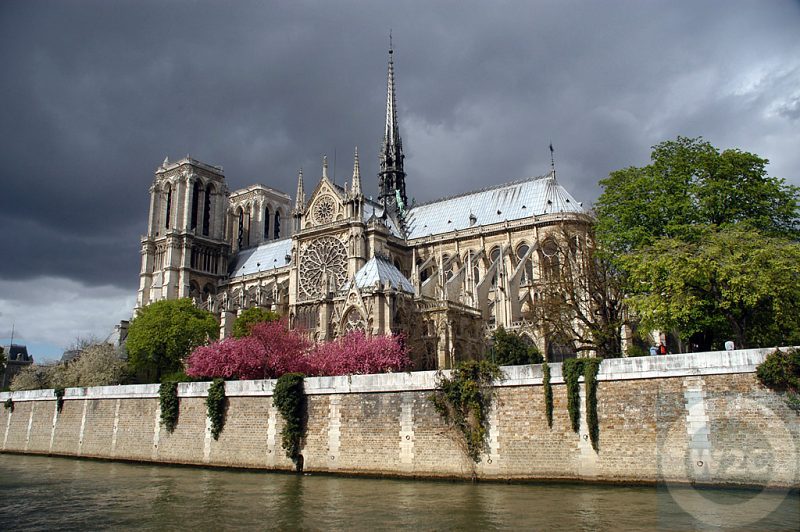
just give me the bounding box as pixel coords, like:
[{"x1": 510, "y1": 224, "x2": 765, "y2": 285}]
[
  {"x1": 378, "y1": 32, "x2": 407, "y2": 214},
  {"x1": 294, "y1": 168, "x2": 305, "y2": 211},
  {"x1": 352, "y1": 146, "x2": 362, "y2": 196}
]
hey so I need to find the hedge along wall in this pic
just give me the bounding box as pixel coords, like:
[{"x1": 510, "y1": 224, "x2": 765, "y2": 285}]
[{"x1": 1, "y1": 348, "x2": 798, "y2": 488}]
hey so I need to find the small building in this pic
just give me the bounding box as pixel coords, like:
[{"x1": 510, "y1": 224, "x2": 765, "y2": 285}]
[{"x1": 1, "y1": 344, "x2": 34, "y2": 389}]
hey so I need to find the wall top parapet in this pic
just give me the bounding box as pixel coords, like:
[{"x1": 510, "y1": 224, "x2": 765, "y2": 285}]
[{"x1": 0, "y1": 347, "x2": 789, "y2": 402}]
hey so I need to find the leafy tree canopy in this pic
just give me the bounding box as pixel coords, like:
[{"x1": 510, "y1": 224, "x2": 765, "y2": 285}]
[
  {"x1": 491, "y1": 326, "x2": 543, "y2": 365},
  {"x1": 232, "y1": 307, "x2": 280, "y2": 338},
  {"x1": 623, "y1": 226, "x2": 800, "y2": 349},
  {"x1": 595, "y1": 136, "x2": 799, "y2": 254},
  {"x1": 596, "y1": 137, "x2": 800, "y2": 350},
  {"x1": 127, "y1": 298, "x2": 218, "y2": 382}
]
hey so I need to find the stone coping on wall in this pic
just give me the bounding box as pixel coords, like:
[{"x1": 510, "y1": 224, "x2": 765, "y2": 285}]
[{"x1": 0, "y1": 346, "x2": 790, "y2": 402}]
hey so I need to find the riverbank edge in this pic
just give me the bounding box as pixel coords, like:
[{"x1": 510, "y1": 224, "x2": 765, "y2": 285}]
[{"x1": 2, "y1": 348, "x2": 798, "y2": 489}]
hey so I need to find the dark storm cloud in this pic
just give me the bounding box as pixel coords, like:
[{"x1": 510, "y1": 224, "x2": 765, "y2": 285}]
[{"x1": 1, "y1": 0, "x2": 799, "y2": 294}]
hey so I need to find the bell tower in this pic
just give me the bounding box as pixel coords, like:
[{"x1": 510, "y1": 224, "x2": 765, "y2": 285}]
[{"x1": 137, "y1": 157, "x2": 230, "y2": 310}]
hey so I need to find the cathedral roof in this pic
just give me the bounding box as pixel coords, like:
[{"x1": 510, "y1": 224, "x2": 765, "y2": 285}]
[
  {"x1": 403, "y1": 172, "x2": 584, "y2": 239},
  {"x1": 349, "y1": 256, "x2": 414, "y2": 293},
  {"x1": 229, "y1": 238, "x2": 292, "y2": 278}
]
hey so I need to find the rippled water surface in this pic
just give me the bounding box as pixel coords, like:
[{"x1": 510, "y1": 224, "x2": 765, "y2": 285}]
[{"x1": 1, "y1": 455, "x2": 797, "y2": 530}]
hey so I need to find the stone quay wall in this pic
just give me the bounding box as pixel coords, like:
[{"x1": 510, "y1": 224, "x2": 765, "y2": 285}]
[{"x1": 1, "y1": 349, "x2": 798, "y2": 488}]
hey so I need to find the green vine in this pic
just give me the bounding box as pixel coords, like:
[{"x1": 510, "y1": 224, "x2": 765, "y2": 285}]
[
  {"x1": 273, "y1": 373, "x2": 306, "y2": 468},
  {"x1": 563, "y1": 358, "x2": 583, "y2": 433},
  {"x1": 159, "y1": 381, "x2": 179, "y2": 432},
  {"x1": 206, "y1": 378, "x2": 227, "y2": 440},
  {"x1": 3, "y1": 398, "x2": 12, "y2": 413},
  {"x1": 583, "y1": 357, "x2": 602, "y2": 451},
  {"x1": 562, "y1": 357, "x2": 602, "y2": 451},
  {"x1": 54, "y1": 387, "x2": 65, "y2": 413},
  {"x1": 429, "y1": 360, "x2": 502, "y2": 464},
  {"x1": 542, "y1": 361, "x2": 553, "y2": 428}
]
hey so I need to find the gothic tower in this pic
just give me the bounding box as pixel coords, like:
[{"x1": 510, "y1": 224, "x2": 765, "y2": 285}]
[
  {"x1": 137, "y1": 157, "x2": 230, "y2": 310},
  {"x1": 378, "y1": 39, "x2": 407, "y2": 216}
]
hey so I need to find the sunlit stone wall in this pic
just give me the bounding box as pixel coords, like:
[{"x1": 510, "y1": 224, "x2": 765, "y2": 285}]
[{"x1": 1, "y1": 349, "x2": 798, "y2": 488}]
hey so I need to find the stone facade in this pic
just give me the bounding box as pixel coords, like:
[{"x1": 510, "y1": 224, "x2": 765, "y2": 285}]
[
  {"x1": 2, "y1": 350, "x2": 797, "y2": 488},
  {"x1": 135, "y1": 47, "x2": 591, "y2": 369}
]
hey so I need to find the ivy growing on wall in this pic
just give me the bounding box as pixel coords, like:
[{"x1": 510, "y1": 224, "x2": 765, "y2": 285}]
[
  {"x1": 562, "y1": 357, "x2": 602, "y2": 451},
  {"x1": 273, "y1": 373, "x2": 306, "y2": 469},
  {"x1": 3, "y1": 398, "x2": 12, "y2": 413},
  {"x1": 206, "y1": 378, "x2": 226, "y2": 440},
  {"x1": 583, "y1": 358, "x2": 602, "y2": 451},
  {"x1": 429, "y1": 360, "x2": 502, "y2": 464},
  {"x1": 563, "y1": 358, "x2": 583, "y2": 433},
  {"x1": 54, "y1": 387, "x2": 65, "y2": 413},
  {"x1": 542, "y1": 361, "x2": 553, "y2": 428},
  {"x1": 159, "y1": 381, "x2": 179, "y2": 432}
]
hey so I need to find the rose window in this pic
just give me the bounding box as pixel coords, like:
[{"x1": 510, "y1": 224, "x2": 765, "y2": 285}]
[
  {"x1": 299, "y1": 236, "x2": 348, "y2": 298},
  {"x1": 313, "y1": 196, "x2": 336, "y2": 224}
]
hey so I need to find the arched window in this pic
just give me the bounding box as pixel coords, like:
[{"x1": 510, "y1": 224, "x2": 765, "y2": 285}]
[
  {"x1": 516, "y1": 243, "x2": 533, "y2": 285},
  {"x1": 237, "y1": 209, "x2": 245, "y2": 250},
  {"x1": 490, "y1": 247, "x2": 501, "y2": 287},
  {"x1": 541, "y1": 239, "x2": 560, "y2": 280},
  {"x1": 202, "y1": 184, "x2": 213, "y2": 236},
  {"x1": 442, "y1": 254, "x2": 453, "y2": 280},
  {"x1": 274, "y1": 211, "x2": 281, "y2": 239},
  {"x1": 164, "y1": 185, "x2": 172, "y2": 229},
  {"x1": 466, "y1": 251, "x2": 480, "y2": 284},
  {"x1": 264, "y1": 206, "x2": 270, "y2": 239},
  {"x1": 190, "y1": 181, "x2": 201, "y2": 230},
  {"x1": 417, "y1": 259, "x2": 430, "y2": 283}
]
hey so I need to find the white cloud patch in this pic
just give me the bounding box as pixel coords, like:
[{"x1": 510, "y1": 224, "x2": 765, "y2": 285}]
[{"x1": 0, "y1": 277, "x2": 136, "y2": 359}]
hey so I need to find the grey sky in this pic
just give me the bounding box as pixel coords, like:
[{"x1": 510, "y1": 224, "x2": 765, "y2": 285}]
[{"x1": 1, "y1": 1, "x2": 798, "y2": 359}]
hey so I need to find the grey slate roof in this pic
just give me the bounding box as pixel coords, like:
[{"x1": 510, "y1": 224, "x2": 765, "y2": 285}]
[
  {"x1": 404, "y1": 172, "x2": 583, "y2": 239},
  {"x1": 230, "y1": 238, "x2": 292, "y2": 278},
  {"x1": 347, "y1": 256, "x2": 415, "y2": 293}
]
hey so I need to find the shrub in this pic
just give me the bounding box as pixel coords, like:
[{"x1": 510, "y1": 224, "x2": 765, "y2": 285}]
[
  {"x1": 756, "y1": 348, "x2": 799, "y2": 393},
  {"x1": 273, "y1": 373, "x2": 306, "y2": 468},
  {"x1": 429, "y1": 360, "x2": 502, "y2": 464},
  {"x1": 625, "y1": 344, "x2": 649, "y2": 358},
  {"x1": 491, "y1": 327, "x2": 543, "y2": 365},
  {"x1": 3, "y1": 398, "x2": 12, "y2": 413},
  {"x1": 756, "y1": 348, "x2": 800, "y2": 411}
]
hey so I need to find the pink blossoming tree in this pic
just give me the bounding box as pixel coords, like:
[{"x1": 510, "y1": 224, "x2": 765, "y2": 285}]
[
  {"x1": 308, "y1": 331, "x2": 411, "y2": 376},
  {"x1": 187, "y1": 320, "x2": 311, "y2": 380}
]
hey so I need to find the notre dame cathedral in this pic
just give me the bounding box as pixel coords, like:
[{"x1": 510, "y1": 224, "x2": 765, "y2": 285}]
[{"x1": 136, "y1": 45, "x2": 590, "y2": 370}]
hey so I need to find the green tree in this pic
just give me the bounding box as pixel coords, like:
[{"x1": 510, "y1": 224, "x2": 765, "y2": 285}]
[
  {"x1": 596, "y1": 136, "x2": 799, "y2": 254},
  {"x1": 231, "y1": 307, "x2": 280, "y2": 338},
  {"x1": 623, "y1": 226, "x2": 800, "y2": 349},
  {"x1": 596, "y1": 137, "x2": 800, "y2": 350},
  {"x1": 127, "y1": 299, "x2": 218, "y2": 382},
  {"x1": 491, "y1": 326, "x2": 543, "y2": 365}
]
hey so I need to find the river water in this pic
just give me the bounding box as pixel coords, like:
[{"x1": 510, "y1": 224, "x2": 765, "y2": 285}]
[{"x1": 0, "y1": 455, "x2": 797, "y2": 531}]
